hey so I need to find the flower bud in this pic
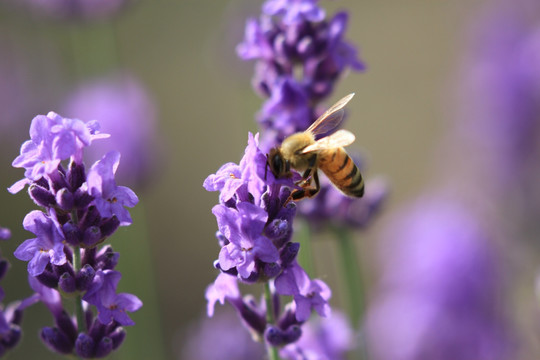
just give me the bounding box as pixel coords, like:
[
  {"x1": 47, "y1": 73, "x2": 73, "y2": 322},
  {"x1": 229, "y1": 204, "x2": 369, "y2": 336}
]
[
  {"x1": 40, "y1": 327, "x2": 73, "y2": 354},
  {"x1": 55, "y1": 310, "x2": 78, "y2": 344},
  {"x1": 0, "y1": 259, "x2": 10, "y2": 281},
  {"x1": 264, "y1": 325, "x2": 286, "y2": 346},
  {"x1": 75, "y1": 332, "x2": 95, "y2": 358},
  {"x1": 63, "y1": 221, "x2": 82, "y2": 246},
  {"x1": 280, "y1": 242, "x2": 299, "y2": 267},
  {"x1": 99, "y1": 216, "x2": 120, "y2": 239},
  {"x1": 83, "y1": 226, "x2": 102, "y2": 247},
  {"x1": 29, "y1": 184, "x2": 55, "y2": 208},
  {"x1": 109, "y1": 328, "x2": 126, "y2": 350},
  {"x1": 67, "y1": 161, "x2": 86, "y2": 191},
  {"x1": 56, "y1": 188, "x2": 74, "y2": 211},
  {"x1": 76, "y1": 264, "x2": 96, "y2": 291},
  {"x1": 95, "y1": 337, "x2": 113, "y2": 358},
  {"x1": 263, "y1": 262, "x2": 281, "y2": 279},
  {"x1": 59, "y1": 272, "x2": 76, "y2": 293}
]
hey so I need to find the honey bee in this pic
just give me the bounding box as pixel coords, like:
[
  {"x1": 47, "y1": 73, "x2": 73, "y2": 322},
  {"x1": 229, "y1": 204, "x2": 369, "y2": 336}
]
[{"x1": 267, "y1": 93, "x2": 364, "y2": 201}]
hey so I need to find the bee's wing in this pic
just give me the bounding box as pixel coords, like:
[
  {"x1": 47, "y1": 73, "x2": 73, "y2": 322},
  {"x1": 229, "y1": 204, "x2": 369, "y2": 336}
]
[
  {"x1": 301, "y1": 129, "x2": 356, "y2": 153},
  {"x1": 306, "y1": 93, "x2": 355, "y2": 136}
]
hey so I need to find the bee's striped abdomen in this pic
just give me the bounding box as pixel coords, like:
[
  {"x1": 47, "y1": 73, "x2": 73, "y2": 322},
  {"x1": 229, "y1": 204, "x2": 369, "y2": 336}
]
[{"x1": 318, "y1": 148, "x2": 364, "y2": 197}]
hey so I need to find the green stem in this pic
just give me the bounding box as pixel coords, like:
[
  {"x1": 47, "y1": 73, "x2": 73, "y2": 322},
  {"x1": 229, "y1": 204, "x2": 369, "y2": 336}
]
[
  {"x1": 264, "y1": 282, "x2": 280, "y2": 360},
  {"x1": 72, "y1": 245, "x2": 86, "y2": 334},
  {"x1": 70, "y1": 209, "x2": 85, "y2": 334},
  {"x1": 334, "y1": 227, "x2": 368, "y2": 359}
]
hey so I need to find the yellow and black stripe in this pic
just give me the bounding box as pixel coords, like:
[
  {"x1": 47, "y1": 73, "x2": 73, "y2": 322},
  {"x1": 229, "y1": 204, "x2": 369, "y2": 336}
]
[{"x1": 318, "y1": 148, "x2": 364, "y2": 198}]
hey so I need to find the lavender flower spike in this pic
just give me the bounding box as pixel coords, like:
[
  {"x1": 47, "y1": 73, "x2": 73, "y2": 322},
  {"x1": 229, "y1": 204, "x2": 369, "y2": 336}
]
[
  {"x1": 10, "y1": 111, "x2": 142, "y2": 357},
  {"x1": 87, "y1": 151, "x2": 139, "y2": 226}
]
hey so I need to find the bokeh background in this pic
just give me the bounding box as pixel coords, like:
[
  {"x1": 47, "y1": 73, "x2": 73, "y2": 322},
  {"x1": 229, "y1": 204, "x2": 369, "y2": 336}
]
[{"x1": 2, "y1": 0, "x2": 540, "y2": 359}]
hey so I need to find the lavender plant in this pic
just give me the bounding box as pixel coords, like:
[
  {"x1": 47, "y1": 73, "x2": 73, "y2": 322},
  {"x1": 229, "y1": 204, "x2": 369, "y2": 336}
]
[
  {"x1": 204, "y1": 0, "x2": 380, "y2": 359},
  {"x1": 0, "y1": 227, "x2": 28, "y2": 357},
  {"x1": 8, "y1": 111, "x2": 142, "y2": 358},
  {"x1": 6, "y1": 0, "x2": 131, "y2": 20},
  {"x1": 237, "y1": 0, "x2": 386, "y2": 233},
  {"x1": 204, "y1": 133, "x2": 332, "y2": 359},
  {"x1": 365, "y1": 197, "x2": 513, "y2": 360}
]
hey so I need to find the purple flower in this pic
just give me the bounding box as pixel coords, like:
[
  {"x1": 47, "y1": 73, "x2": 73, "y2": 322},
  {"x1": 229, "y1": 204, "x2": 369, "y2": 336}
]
[
  {"x1": 14, "y1": 210, "x2": 66, "y2": 277},
  {"x1": 205, "y1": 273, "x2": 241, "y2": 317},
  {"x1": 238, "y1": 0, "x2": 364, "y2": 149},
  {"x1": 365, "y1": 197, "x2": 512, "y2": 360},
  {"x1": 10, "y1": 0, "x2": 130, "y2": 20},
  {"x1": 203, "y1": 162, "x2": 244, "y2": 203},
  {"x1": 27, "y1": 275, "x2": 63, "y2": 318},
  {"x1": 263, "y1": 0, "x2": 325, "y2": 25},
  {"x1": 258, "y1": 78, "x2": 312, "y2": 148},
  {"x1": 275, "y1": 261, "x2": 331, "y2": 322},
  {"x1": 179, "y1": 307, "x2": 266, "y2": 360},
  {"x1": 214, "y1": 202, "x2": 279, "y2": 279},
  {"x1": 87, "y1": 151, "x2": 138, "y2": 226},
  {"x1": 298, "y1": 175, "x2": 388, "y2": 230},
  {"x1": 63, "y1": 73, "x2": 159, "y2": 189},
  {"x1": 204, "y1": 133, "x2": 274, "y2": 204},
  {"x1": 9, "y1": 110, "x2": 142, "y2": 357},
  {"x1": 0, "y1": 227, "x2": 11, "y2": 241},
  {"x1": 83, "y1": 270, "x2": 142, "y2": 326},
  {"x1": 280, "y1": 310, "x2": 354, "y2": 360},
  {"x1": 9, "y1": 112, "x2": 108, "y2": 193},
  {"x1": 237, "y1": 18, "x2": 275, "y2": 61}
]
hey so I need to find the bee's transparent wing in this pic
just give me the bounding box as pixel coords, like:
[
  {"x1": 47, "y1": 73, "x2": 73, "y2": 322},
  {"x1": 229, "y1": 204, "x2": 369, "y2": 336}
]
[
  {"x1": 301, "y1": 129, "x2": 355, "y2": 153},
  {"x1": 306, "y1": 93, "x2": 355, "y2": 136}
]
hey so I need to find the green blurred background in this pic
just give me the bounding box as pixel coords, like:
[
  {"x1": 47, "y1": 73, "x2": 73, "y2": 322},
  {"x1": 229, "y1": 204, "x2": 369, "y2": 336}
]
[{"x1": 0, "y1": 0, "x2": 493, "y2": 359}]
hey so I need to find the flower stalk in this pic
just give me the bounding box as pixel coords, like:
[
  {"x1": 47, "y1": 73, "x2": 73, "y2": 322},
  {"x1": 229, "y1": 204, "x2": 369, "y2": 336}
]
[{"x1": 264, "y1": 282, "x2": 280, "y2": 360}]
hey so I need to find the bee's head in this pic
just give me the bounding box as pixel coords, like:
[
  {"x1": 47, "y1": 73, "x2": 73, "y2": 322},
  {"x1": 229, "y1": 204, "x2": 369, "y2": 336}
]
[{"x1": 267, "y1": 147, "x2": 290, "y2": 178}]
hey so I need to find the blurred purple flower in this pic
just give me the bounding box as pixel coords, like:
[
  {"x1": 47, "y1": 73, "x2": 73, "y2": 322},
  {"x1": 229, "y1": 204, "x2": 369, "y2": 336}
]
[
  {"x1": 0, "y1": 227, "x2": 11, "y2": 241},
  {"x1": 263, "y1": 0, "x2": 325, "y2": 25},
  {"x1": 298, "y1": 173, "x2": 388, "y2": 231},
  {"x1": 9, "y1": 0, "x2": 130, "y2": 20},
  {"x1": 63, "y1": 73, "x2": 159, "y2": 189},
  {"x1": 178, "y1": 308, "x2": 266, "y2": 360},
  {"x1": 281, "y1": 310, "x2": 354, "y2": 360},
  {"x1": 365, "y1": 197, "x2": 513, "y2": 360},
  {"x1": 452, "y1": 1, "x2": 540, "y2": 238}
]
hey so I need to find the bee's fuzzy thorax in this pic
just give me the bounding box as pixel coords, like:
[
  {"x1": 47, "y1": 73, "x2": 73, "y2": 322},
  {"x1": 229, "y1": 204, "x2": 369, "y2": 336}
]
[{"x1": 280, "y1": 132, "x2": 316, "y2": 170}]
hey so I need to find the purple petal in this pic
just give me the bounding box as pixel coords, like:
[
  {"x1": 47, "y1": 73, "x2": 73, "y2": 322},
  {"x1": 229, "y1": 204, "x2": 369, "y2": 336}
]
[
  {"x1": 27, "y1": 250, "x2": 51, "y2": 277},
  {"x1": 205, "y1": 273, "x2": 240, "y2": 317}
]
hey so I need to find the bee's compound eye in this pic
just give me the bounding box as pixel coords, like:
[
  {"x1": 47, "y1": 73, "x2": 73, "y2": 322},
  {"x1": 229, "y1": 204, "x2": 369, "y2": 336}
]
[{"x1": 271, "y1": 153, "x2": 284, "y2": 176}]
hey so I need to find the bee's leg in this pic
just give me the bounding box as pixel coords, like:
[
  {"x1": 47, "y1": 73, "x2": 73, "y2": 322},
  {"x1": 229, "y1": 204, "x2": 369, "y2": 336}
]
[
  {"x1": 289, "y1": 169, "x2": 320, "y2": 202},
  {"x1": 296, "y1": 168, "x2": 313, "y2": 187},
  {"x1": 286, "y1": 155, "x2": 319, "y2": 204}
]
